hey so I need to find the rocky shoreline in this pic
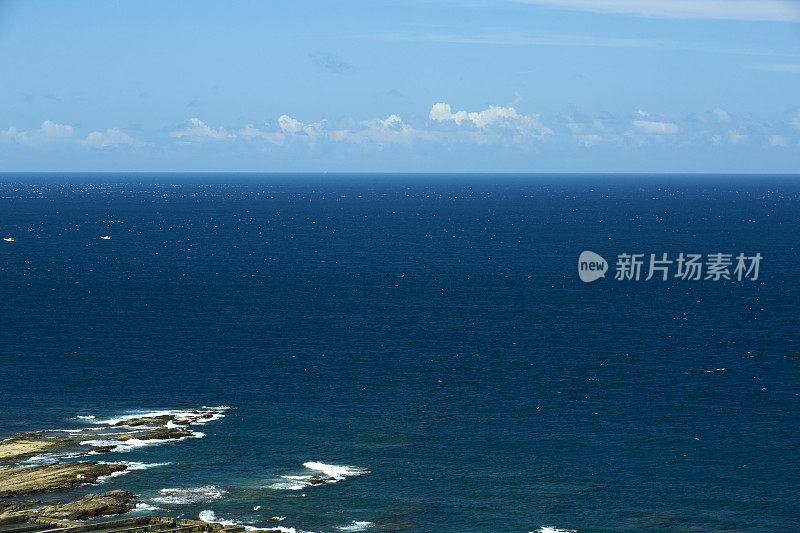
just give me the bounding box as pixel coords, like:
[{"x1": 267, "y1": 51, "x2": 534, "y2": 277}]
[{"x1": 0, "y1": 408, "x2": 229, "y2": 523}]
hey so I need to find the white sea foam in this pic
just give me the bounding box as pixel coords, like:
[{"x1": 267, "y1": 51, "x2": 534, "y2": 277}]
[
  {"x1": 337, "y1": 521, "x2": 373, "y2": 531},
  {"x1": 134, "y1": 502, "x2": 161, "y2": 512},
  {"x1": 151, "y1": 486, "x2": 228, "y2": 504},
  {"x1": 303, "y1": 462, "x2": 369, "y2": 480},
  {"x1": 22, "y1": 451, "x2": 86, "y2": 464},
  {"x1": 197, "y1": 510, "x2": 264, "y2": 532},
  {"x1": 80, "y1": 431, "x2": 202, "y2": 452},
  {"x1": 534, "y1": 528, "x2": 577, "y2": 533},
  {"x1": 90, "y1": 407, "x2": 229, "y2": 427},
  {"x1": 269, "y1": 462, "x2": 369, "y2": 490},
  {"x1": 76, "y1": 415, "x2": 96, "y2": 420},
  {"x1": 94, "y1": 461, "x2": 169, "y2": 483}
]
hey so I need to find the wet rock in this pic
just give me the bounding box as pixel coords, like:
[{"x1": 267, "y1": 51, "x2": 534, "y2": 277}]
[
  {"x1": 115, "y1": 427, "x2": 193, "y2": 442},
  {"x1": 115, "y1": 415, "x2": 181, "y2": 427},
  {"x1": 0, "y1": 461, "x2": 128, "y2": 497},
  {"x1": 0, "y1": 433, "x2": 70, "y2": 463}
]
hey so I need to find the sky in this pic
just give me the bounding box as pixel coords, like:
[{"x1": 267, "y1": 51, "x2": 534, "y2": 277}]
[{"x1": 0, "y1": 0, "x2": 799, "y2": 173}]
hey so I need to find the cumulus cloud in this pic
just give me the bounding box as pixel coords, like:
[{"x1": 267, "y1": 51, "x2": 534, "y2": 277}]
[
  {"x1": 429, "y1": 102, "x2": 551, "y2": 139},
  {"x1": 170, "y1": 118, "x2": 236, "y2": 142},
  {"x1": 331, "y1": 114, "x2": 424, "y2": 145},
  {"x1": 1, "y1": 120, "x2": 74, "y2": 146},
  {"x1": 632, "y1": 119, "x2": 678, "y2": 134},
  {"x1": 278, "y1": 115, "x2": 325, "y2": 137},
  {"x1": 81, "y1": 128, "x2": 150, "y2": 149}
]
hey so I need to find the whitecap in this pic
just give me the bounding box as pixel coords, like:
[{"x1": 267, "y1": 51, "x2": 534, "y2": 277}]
[
  {"x1": 197, "y1": 510, "x2": 263, "y2": 532},
  {"x1": 133, "y1": 502, "x2": 161, "y2": 512},
  {"x1": 337, "y1": 521, "x2": 373, "y2": 531},
  {"x1": 269, "y1": 462, "x2": 369, "y2": 490},
  {"x1": 534, "y1": 528, "x2": 577, "y2": 533},
  {"x1": 151, "y1": 486, "x2": 228, "y2": 505},
  {"x1": 303, "y1": 461, "x2": 369, "y2": 480}
]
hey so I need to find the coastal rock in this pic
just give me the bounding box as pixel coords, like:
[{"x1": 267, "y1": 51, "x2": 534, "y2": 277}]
[
  {"x1": 91, "y1": 445, "x2": 117, "y2": 453},
  {"x1": 0, "y1": 499, "x2": 41, "y2": 515},
  {"x1": 0, "y1": 433, "x2": 70, "y2": 463},
  {"x1": 0, "y1": 461, "x2": 128, "y2": 497},
  {"x1": 23, "y1": 491, "x2": 136, "y2": 520},
  {"x1": 114, "y1": 427, "x2": 193, "y2": 442},
  {"x1": 115, "y1": 415, "x2": 183, "y2": 427}
]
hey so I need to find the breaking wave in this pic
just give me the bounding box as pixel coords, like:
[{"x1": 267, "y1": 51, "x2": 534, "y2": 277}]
[
  {"x1": 269, "y1": 461, "x2": 369, "y2": 491},
  {"x1": 151, "y1": 486, "x2": 229, "y2": 505}
]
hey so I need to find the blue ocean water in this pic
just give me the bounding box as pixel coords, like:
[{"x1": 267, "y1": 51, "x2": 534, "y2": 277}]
[{"x1": 0, "y1": 174, "x2": 798, "y2": 533}]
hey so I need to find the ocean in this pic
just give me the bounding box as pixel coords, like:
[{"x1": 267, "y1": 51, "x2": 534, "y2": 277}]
[{"x1": 0, "y1": 174, "x2": 798, "y2": 533}]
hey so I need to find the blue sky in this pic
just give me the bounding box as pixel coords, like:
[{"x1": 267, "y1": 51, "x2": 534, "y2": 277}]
[{"x1": 1, "y1": 0, "x2": 799, "y2": 172}]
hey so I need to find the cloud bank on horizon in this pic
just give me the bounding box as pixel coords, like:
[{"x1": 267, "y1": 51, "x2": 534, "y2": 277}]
[{"x1": 0, "y1": 0, "x2": 798, "y2": 172}]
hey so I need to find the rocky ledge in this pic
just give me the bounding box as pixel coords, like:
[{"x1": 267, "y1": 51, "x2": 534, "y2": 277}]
[
  {"x1": 114, "y1": 426, "x2": 194, "y2": 442},
  {"x1": 0, "y1": 491, "x2": 137, "y2": 520},
  {"x1": 0, "y1": 461, "x2": 128, "y2": 498},
  {"x1": 0, "y1": 433, "x2": 70, "y2": 463}
]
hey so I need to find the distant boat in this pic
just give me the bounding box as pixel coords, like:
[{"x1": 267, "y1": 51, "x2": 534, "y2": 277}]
[
  {"x1": 100, "y1": 235, "x2": 111, "y2": 240},
  {"x1": 3, "y1": 237, "x2": 13, "y2": 242}
]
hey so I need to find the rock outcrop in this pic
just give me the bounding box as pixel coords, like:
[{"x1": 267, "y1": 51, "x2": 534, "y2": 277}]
[
  {"x1": 18, "y1": 490, "x2": 136, "y2": 520},
  {"x1": 0, "y1": 433, "x2": 69, "y2": 463},
  {"x1": 0, "y1": 462, "x2": 128, "y2": 497},
  {"x1": 114, "y1": 427, "x2": 194, "y2": 442}
]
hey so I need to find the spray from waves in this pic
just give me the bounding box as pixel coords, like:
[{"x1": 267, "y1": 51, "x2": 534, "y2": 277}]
[
  {"x1": 151, "y1": 486, "x2": 229, "y2": 505},
  {"x1": 269, "y1": 461, "x2": 369, "y2": 491}
]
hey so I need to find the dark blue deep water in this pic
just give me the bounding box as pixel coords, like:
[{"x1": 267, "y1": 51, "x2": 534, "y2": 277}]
[{"x1": 1, "y1": 174, "x2": 798, "y2": 533}]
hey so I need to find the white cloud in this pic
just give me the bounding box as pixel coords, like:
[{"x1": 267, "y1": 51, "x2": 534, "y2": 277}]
[
  {"x1": 769, "y1": 134, "x2": 788, "y2": 146},
  {"x1": 1, "y1": 120, "x2": 74, "y2": 146},
  {"x1": 510, "y1": 0, "x2": 800, "y2": 22},
  {"x1": 712, "y1": 108, "x2": 731, "y2": 122},
  {"x1": 429, "y1": 102, "x2": 551, "y2": 139},
  {"x1": 170, "y1": 118, "x2": 236, "y2": 142},
  {"x1": 331, "y1": 115, "x2": 423, "y2": 145},
  {"x1": 632, "y1": 119, "x2": 678, "y2": 134},
  {"x1": 81, "y1": 128, "x2": 150, "y2": 149},
  {"x1": 237, "y1": 123, "x2": 286, "y2": 144},
  {"x1": 278, "y1": 115, "x2": 325, "y2": 138}
]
